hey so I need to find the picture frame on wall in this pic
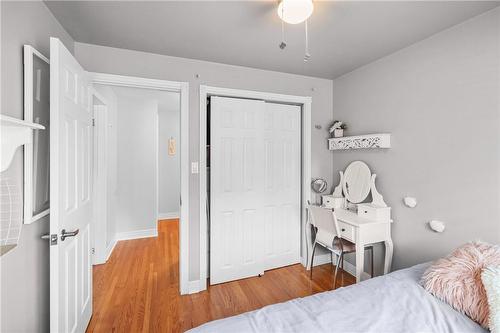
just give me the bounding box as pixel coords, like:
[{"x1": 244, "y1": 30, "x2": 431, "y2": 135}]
[{"x1": 23, "y1": 45, "x2": 50, "y2": 224}]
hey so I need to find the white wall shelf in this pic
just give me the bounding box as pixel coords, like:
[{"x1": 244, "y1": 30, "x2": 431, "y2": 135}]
[
  {"x1": 1, "y1": 115, "x2": 45, "y2": 172},
  {"x1": 328, "y1": 133, "x2": 391, "y2": 150}
]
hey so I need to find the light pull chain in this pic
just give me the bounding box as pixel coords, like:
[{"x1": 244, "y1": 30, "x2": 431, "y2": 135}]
[
  {"x1": 304, "y1": 19, "x2": 311, "y2": 61},
  {"x1": 279, "y1": 5, "x2": 287, "y2": 49},
  {"x1": 280, "y1": 19, "x2": 287, "y2": 49}
]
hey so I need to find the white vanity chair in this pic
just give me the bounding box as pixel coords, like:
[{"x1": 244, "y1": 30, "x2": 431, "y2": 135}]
[{"x1": 306, "y1": 161, "x2": 394, "y2": 283}]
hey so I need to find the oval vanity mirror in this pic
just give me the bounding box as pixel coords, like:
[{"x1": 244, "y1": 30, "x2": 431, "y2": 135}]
[{"x1": 342, "y1": 161, "x2": 371, "y2": 204}]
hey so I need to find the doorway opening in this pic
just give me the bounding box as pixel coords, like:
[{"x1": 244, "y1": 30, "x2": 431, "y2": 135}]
[
  {"x1": 199, "y1": 86, "x2": 312, "y2": 292},
  {"x1": 89, "y1": 73, "x2": 189, "y2": 294}
]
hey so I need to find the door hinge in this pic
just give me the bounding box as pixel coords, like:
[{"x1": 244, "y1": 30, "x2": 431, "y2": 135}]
[
  {"x1": 92, "y1": 118, "x2": 95, "y2": 127},
  {"x1": 91, "y1": 247, "x2": 95, "y2": 255},
  {"x1": 41, "y1": 233, "x2": 58, "y2": 246}
]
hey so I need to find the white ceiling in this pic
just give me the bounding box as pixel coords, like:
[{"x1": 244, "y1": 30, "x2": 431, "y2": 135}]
[{"x1": 45, "y1": 1, "x2": 500, "y2": 79}]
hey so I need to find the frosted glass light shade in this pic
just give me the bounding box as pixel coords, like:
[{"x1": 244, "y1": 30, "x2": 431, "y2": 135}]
[{"x1": 277, "y1": 0, "x2": 314, "y2": 24}]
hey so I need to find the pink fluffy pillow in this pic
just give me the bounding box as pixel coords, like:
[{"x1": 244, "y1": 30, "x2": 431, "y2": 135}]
[{"x1": 421, "y1": 241, "x2": 500, "y2": 328}]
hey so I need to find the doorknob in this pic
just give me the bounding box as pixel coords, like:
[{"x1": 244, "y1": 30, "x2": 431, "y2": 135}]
[{"x1": 61, "y1": 229, "x2": 79, "y2": 241}]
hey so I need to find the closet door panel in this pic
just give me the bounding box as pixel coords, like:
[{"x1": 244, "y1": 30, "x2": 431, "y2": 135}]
[
  {"x1": 262, "y1": 103, "x2": 301, "y2": 271},
  {"x1": 210, "y1": 97, "x2": 265, "y2": 285}
]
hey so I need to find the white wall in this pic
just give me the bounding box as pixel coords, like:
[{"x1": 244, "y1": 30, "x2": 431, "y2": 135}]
[
  {"x1": 332, "y1": 8, "x2": 500, "y2": 275},
  {"x1": 115, "y1": 94, "x2": 158, "y2": 235},
  {"x1": 158, "y1": 107, "x2": 180, "y2": 218},
  {"x1": 0, "y1": 2, "x2": 74, "y2": 332},
  {"x1": 75, "y1": 42, "x2": 334, "y2": 281},
  {"x1": 104, "y1": 86, "x2": 181, "y2": 237}
]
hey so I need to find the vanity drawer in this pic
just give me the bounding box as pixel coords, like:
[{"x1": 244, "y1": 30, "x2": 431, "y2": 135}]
[
  {"x1": 339, "y1": 221, "x2": 355, "y2": 242},
  {"x1": 358, "y1": 203, "x2": 391, "y2": 221}
]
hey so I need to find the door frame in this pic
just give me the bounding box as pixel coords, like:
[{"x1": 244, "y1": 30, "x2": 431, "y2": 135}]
[
  {"x1": 199, "y1": 85, "x2": 312, "y2": 292},
  {"x1": 90, "y1": 72, "x2": 190, "y2": 294},
  {"x1": 89, "y1": 88, "x2": 109, "y2": 265}
]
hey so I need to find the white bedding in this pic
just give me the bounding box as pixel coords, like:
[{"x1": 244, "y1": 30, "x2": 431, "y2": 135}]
[{"x1": 189, "y1": 263, "x2": 487, "y2": 333}]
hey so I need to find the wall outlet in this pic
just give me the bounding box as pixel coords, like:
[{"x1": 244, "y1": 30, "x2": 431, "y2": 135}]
[{"x1": 191, "y1": 162, "x2": 199, "y2": 174}]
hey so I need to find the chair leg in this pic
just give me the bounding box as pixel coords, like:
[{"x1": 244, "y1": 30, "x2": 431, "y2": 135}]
[
  {"x1": 333, "y1": 252, "x2": 344, "y2": 289},
  {"x1": 333, "y1": 252, "x2": 342, "y2": 289},
  {"x1": 310, "y1": 241, "x2": 317, "y2": 280}
]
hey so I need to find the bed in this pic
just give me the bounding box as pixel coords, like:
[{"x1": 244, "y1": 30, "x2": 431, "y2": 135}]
[{"x1": 189, "y1": 263, "x2": 487, "y2": 333}]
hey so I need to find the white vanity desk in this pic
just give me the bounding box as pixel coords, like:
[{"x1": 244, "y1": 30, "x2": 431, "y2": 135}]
[
  {"x1": 307, "y1": 161, "x2": 394, "y2": 283},
  {"x1": 331, "y1": 207, "x2": 393, "y2": 282}
]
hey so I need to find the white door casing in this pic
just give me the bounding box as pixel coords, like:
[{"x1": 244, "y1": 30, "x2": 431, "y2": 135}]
[
  {"x1": 50, "y1": 37, "x2": 93, "y2": 333},
  {"x1": 209, "y1": 97, "x2": 301, "y2": 284}
]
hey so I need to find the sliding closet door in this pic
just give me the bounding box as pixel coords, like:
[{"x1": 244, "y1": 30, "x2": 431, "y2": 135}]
[
  {"x1": 262, "y1": 103, "x2": 301, "y2": 270},
  {"x1": 210, "y1": 97, "x2": 266, "y2": 284},
  {"x1": 210, "y1": 97, "x2": 301, "y2": 285}
]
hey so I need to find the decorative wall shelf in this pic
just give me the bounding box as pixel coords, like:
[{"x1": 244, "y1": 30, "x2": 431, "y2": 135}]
[
  {"x1": 1, "y1": 115, "x2": 45, "y2": 172},
  {"x1": 328, "y1": 133, "x2": 391, "y2": 150}
]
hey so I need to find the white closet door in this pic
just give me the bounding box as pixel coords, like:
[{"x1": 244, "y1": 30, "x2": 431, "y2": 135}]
[
  {"x1": 262, "y1": 103, "x2": 301, "y2": 270},
  {"x1": 210, "y1": 96, "x2": 266, "y2": 284},
  {"x1": 210, "y1": 97, "x2": 301, "y2": 285}
]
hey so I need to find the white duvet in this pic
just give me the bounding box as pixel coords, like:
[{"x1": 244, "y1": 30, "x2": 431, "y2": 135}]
[{"x1": 189, "y1": 263, "x2": 487, "y2": 333}]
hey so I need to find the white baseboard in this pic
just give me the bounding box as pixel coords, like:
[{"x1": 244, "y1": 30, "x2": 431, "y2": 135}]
[
  {"x1": 92, "y1": 238, "x2": 117, "y2": 265},
  {"x1": 313, "y1": 253, "x2": 371, "y2": 281},
  {"x1": 158, "y1": 212, "x2": 179, "y2": 220},
  {"x1": 115, "y1": 228, "x2": 158, "y2": 241},
  {"x1": 186, "y1": 279, "x2": 204, "y2": 294},
  {"x1": 105, "y1": 239, "x2": 117, "y2": 262}
]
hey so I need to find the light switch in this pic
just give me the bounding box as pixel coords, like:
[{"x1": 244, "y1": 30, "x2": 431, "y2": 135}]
[{"x1": 191, "y1": 162, "x2": 199, "y2": 174}]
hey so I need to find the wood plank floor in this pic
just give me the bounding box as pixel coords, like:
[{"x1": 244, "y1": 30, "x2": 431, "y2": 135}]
[{"x1": 86, "y1": 219, "x2": 355, "y2": 333}]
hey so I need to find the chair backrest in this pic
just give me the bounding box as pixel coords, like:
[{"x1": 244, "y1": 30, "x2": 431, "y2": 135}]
[{"x1": 307, "y1": 204, "x2": 341, "y2": 239}]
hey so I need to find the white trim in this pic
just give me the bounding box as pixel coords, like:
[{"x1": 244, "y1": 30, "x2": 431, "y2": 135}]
[
  {"x1": 89, "y1": 72, "x2": 190, "y2": 295},
  {"x1": 92, "y1": 72, "x2": 184, "y2": 92},
  {"x1": 89, "y1": 90, "x2": 109, "y2": 266},
  {"x1": 115, "y1": 228, "x2": 158, "y2": 241},
  {"x1": 187, "y1": 279, "x2": 204, "y2": 294},
  {"x1": 105, "y1": 239, "x2": 117, "y2": 262},
  {"x1": 199, "y1": 85, "x2": 312, "y2": 292},
  {"x1": 313, "y1": 253, "x2": 371, "y2": 281},
  {"x1": 23, "y1": 45, "x2": 50, "y2": 224},
  {"x1": 93, "y1": 238, "x2": 117, "y2": 266},
  {"x1": 158, "y1": 212, "x2": 180, "y2": 220}
]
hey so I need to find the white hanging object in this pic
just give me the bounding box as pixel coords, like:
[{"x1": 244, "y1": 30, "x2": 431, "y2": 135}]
[
  {"x1": 429, "y1": 220, "x2": 446, "y2": 233},
  {"x1": 0, "y1": 176, "x2": 22, "y2": 256},
  {"x1": 404, "y1": 197, "x2": 418, "y2": 208},
  {"x1": 277, "y1": 0, "x2": 314, "y2": 24}
]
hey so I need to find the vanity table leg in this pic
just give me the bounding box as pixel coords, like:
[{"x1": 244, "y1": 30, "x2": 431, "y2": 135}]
[
  {"x1": 384, "y1": 239, "x2": 394, "y2": 275},
  {"x1": 306, "y1": 221, "x2": 313, "y2": 270},
  {"x1": 355, "y1": 242, "x2": 364, "y2": 283}
]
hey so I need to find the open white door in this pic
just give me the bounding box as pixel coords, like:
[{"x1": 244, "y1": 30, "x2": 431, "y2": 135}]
[{"x1": 50, "y1": 37, "x2": 93, "y2": 333}]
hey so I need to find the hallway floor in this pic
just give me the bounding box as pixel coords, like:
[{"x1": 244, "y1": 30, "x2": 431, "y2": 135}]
[{"x1": 86, "y1": 219, "x2": 355, "y2": 332}]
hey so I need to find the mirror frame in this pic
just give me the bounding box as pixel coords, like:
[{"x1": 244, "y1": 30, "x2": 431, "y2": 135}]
[
  {"x1": 23, "y1": 45, "x2": 50, "y2": 224},
  {"x1": 342, "y1": 161, "x2": 372, "y2": 204}
]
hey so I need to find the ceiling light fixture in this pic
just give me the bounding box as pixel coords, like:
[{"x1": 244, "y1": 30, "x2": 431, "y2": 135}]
[
  {"x1": 277, "y1": 0, "x2": 314, "y2": 61},
  {"x1": 277, "y1": 0, "x2": 314, "y2": 24}
]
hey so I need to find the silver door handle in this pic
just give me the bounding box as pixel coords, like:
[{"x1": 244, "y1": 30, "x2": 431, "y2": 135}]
[{"x1": 61, "y1": 229, "x2": 79, "y2": 241}]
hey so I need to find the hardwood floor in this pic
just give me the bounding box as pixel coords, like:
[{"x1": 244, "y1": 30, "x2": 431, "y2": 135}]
[{"x1": 86, "y1": 219, "x2": 355, "y2": 333}]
